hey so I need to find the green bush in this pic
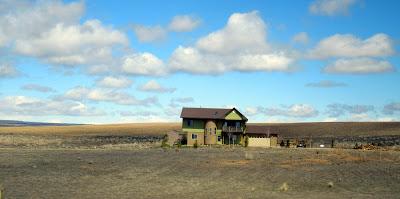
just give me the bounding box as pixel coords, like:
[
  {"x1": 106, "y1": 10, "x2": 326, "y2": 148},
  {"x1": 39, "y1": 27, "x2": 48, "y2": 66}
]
[
  {"x1": 177, "y1": 140, "x2": 182, "y2": 148},
  {"x1": 161, "y1": 135, "x2": 169, "y2": 148},
  {"x1": 193, "y1": 140, "x2": 198, "y2": 148}
]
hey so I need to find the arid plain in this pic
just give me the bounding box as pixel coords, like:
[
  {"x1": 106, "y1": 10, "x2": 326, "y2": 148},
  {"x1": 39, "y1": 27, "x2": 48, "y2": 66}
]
[{"x1": 0, "y1": 122, "x2": 400, "y2": 198}]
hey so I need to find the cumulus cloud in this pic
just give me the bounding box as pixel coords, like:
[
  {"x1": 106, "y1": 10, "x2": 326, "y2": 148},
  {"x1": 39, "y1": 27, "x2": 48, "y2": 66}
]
[
  {"x1": 196, "y1": 11, "x2": 268, "y2": 54},
  {"x1": 0, "y1": 96, "x2": 104, "y2": 116},
  {"x1": 0, "y1": 63, "x2": 20, "y2": 78},
  {"x1": 309, "y1": 33, "x2": 394, "y2": 59},
  {"x1": 21, "y1": 84, "x2": 55, "y2": 93},
  {"x1": 323, "y1": 58, "x2": 394, "y2": 74},
  {"x1": 133, "y1": 25, "x2": 167, "y2": 43},
  {"x1": 64, "y1": 86, "x2": 158, "y2": 106},
  {"x1": 326, "y1": 103, "x2": 374, "y2": 117},
  {"x1": 14, "y1": 20, "x2": 128, "y2": 66},
  {"x1": 292, "y1": 32, "x2": 309, "y2": 44},
  {"x1": 309, "y1": 0, "x2": 358, "y2": 16},
  {"x1": 121, "y1": 53, "x2": 167, "y2": 76},
  {"x1": 169, "y1": 11, "x2": 296, "y2": 74},
  {"x1": 168, "y1": 15, "x2": 201, "y2": 32},
  {"x1": 383, "y1": 102, "x2": 400, "y2": 115},
  {"x1": 138, "y1": 80, "x2": 176, "y2": 93},
  {"x1": 96, "y1": 76, "x2": 133, "y2": 88},
  {"x1": 0, "y1": 0, "x2": 129, "y2": 74},
  {"x1": 305, "y1": 80, "x2": 348, "y2": 88},
  {"x1": 0, "y1": 1, "x2": 84, "y2": 47}
]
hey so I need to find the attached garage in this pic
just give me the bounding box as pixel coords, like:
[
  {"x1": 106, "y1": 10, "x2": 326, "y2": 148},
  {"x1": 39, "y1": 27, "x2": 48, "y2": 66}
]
[
  {"x1": 248, "y1": 137, "x2": 271, "y2": 147},
  {"x1": 246, "y1": 125, "x2": 278, "y2": 148}
]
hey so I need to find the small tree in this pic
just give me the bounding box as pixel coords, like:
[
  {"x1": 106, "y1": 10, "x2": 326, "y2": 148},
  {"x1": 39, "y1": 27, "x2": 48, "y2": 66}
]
[
  {"x1": 244, "y1": 136, "x2": 249, "y2": 147},
  {"x1": 193, "y1": 140, "x2": 198, "y2": 148}
]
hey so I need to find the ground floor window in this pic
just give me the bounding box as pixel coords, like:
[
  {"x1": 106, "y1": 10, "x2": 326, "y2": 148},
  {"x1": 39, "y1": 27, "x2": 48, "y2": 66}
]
[
  {"x1": 192, "y1": 133, "x2": 197, "y2": 140},
  {"x1": 217, "y1": 135, "x2": 221, "y2": 142}
]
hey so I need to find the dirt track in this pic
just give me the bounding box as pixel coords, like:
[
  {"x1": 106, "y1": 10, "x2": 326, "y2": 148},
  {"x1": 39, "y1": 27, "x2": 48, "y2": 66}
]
[{"x1": 0, "y1": 147, "x2": 399, "y2": 199}]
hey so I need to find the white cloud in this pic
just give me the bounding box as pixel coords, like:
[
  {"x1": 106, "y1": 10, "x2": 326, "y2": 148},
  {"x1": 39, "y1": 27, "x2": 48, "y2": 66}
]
[
  {"x1": 121, "y1": 53, "x2": 167, "y2": 76},
  {"x1": 236, "y1": 53, "x2": 294, "y2": 71},
  {"x1": 133, "y1": 25, "x2": 167, "y2": 43},
  {"x1": 64, "y1": 87, "x2": 158, "y2": 106},
  {"x1": 168, "y1": 15, "x2": 201, "y2": 32},
  {"x1": 96, "y1": 76, "x2": 133, "y2": 88},
  {"x1": 164, "y1": 106, "x2": 181, "y2": 117},
  {"x1": 309, "y1": 33, "x2": 394, "y2": 59},
  {"x1": 0, "y1": 1, "x2": 84, "y2": 47},
  {"x1": 309, "y1": 0, "x2": 358, "y2": 16},
  {"x1": 245, "y1": 107, "x2": 259, "y2": 116},
  {"x1": 0, "y1": 0, "x2": 132, "y2": 75},
  {"x1": 377, "y1": 117, "x2": 397, "y2": 122},
  {"x1": 323, "y1": 58, "x2": 394, "y2": 74},
  {"x1": 292, "y1": 32, "x2": 309, "y2": 44},
  {"x1": 119, "y1": 110, "x2": 158, "y2": 117},
  {"x1": 322, "y1": 117, "x2": 339, "y2": 122},
  {"x1": 169, "y1": 97, "x2": 194, "y2": 108},
  {"x1": 0, "y1": 96, "x2": 104, "y2": 116},
  {"x1": 14, "y1": 20, "x2": 128, "y2": 66},
  {"x1": 21, "y1": 84, "x2": 55, "y2": 93},
  {"x1": 257, "y1": 104, "x2": 318, "y2": 118},
  {"x1": 196, "y1": 11, "x2": 268, "y2": 54},
  {"x1": 325, "y1": 103, "x2": 374, "y2": 117},
  {"x1": 0, "y1": 63, "x2": 19, "y2": 78},
  {"x1": 349, "y1": 113, "x2": 370, "y2": 121},
  {"x1": 383, "y1": 102, "x2": 400, "y2": 115},
  {"x1": 305, "y1": 80, "x2": 348, "y2": 88},
  {"x1": 169, "y1": 11, "x2": 296, "y2": 74},
  {"x1": 138, "y1": 80, "x2": 176, "y2": 93}
]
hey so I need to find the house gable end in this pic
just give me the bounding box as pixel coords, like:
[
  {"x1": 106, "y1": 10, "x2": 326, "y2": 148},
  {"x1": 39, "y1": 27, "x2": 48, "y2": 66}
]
[{"x1": 224, "y1": 108, "x2": 247, "y2": 121}]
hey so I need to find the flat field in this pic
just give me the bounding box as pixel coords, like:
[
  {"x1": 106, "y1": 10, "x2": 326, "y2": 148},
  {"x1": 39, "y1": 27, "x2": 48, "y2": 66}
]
[
  {"x1": 0, "y1": 122, "x2": 399, "y2": 198},
  {"x1": 0, "y1": 147, "x2": 399, "y2": 199},
  {"x1": 0, "y1": 123, "x2": 181, "y2": 136}
]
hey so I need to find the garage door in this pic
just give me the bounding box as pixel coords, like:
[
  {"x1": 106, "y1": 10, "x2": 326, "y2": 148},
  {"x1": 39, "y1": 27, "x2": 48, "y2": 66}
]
[{"x1": 248, "y1": 137, "x2": 270, "y2": 147}]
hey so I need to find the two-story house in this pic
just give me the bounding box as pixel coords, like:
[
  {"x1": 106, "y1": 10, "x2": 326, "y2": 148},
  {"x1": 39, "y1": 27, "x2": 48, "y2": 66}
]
[{"x1": 180, "y1": 107, "x2": 248, "y2": 146}]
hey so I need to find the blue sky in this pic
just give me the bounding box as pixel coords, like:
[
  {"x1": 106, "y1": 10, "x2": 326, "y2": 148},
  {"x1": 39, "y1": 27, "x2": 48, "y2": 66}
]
[{"x1": 0, "y1": 0, "x2": 399, "y2": 123}]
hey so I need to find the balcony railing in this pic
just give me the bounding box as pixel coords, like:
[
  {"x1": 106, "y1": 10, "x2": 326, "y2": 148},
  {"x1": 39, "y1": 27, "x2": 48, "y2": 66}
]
[{"x1": 222, "y1": 126, "x2": 243, "y2": 133}]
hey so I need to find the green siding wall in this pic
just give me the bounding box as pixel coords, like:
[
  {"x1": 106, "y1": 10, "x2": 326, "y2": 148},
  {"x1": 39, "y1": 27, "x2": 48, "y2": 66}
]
[
  {"x1": 225, "y1": 110, "x2": 243, "y2": 120},
  {"x1": 182, "y1": 119, "x2": 205, "y2": 129}
]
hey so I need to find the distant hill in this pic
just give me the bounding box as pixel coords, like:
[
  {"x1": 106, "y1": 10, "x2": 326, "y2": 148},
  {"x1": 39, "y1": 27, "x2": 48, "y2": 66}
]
[
  {"x1": 247, "y1": 122, "x2": 400, "y2": 137},
  {"x1": 0, "y1": 120, "x2": 81, "y2": 127}
]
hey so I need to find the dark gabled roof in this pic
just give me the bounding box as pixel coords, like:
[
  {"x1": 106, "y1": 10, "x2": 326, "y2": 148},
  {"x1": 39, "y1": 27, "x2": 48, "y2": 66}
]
[
  {"x1": 246, "y1": 125, "x2": 276, "y2": 135},
  {"x1": 180, "y1": 107, "x2": 247, "y2": 121}
]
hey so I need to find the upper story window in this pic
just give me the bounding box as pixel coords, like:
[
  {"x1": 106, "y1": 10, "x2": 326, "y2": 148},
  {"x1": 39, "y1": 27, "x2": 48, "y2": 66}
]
[
  {"x1": 236, "y1": 121, "x2": 241, "y2": 128},
  {"x1": 186, "y1": 119, "x2": 193, "y2": 127}
]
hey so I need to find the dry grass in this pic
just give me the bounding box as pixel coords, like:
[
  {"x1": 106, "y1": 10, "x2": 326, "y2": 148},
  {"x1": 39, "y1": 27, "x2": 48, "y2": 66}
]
[
  {"x1": 1, "y1": 148, "x2": 399, "y2": 198},
  {"x1": 0, "y1": 123, "x2": 181, "y2": 136}
]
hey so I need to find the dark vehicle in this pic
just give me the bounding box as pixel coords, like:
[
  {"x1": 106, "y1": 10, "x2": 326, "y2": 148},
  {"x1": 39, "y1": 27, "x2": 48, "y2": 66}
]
[{"x1": 297, "y1": 140, "x2": 306, "y2": 148}]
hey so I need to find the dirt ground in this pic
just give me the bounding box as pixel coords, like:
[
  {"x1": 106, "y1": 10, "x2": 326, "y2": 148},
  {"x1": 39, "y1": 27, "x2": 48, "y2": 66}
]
[{"x1": 0, "y1": 146, "x2": 399, "y2": 199}]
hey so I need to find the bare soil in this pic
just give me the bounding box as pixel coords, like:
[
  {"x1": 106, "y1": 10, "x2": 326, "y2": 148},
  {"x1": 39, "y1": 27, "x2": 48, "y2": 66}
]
[{"x1": 0, "y1": 147, "x2": 399, "y2": 199}]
